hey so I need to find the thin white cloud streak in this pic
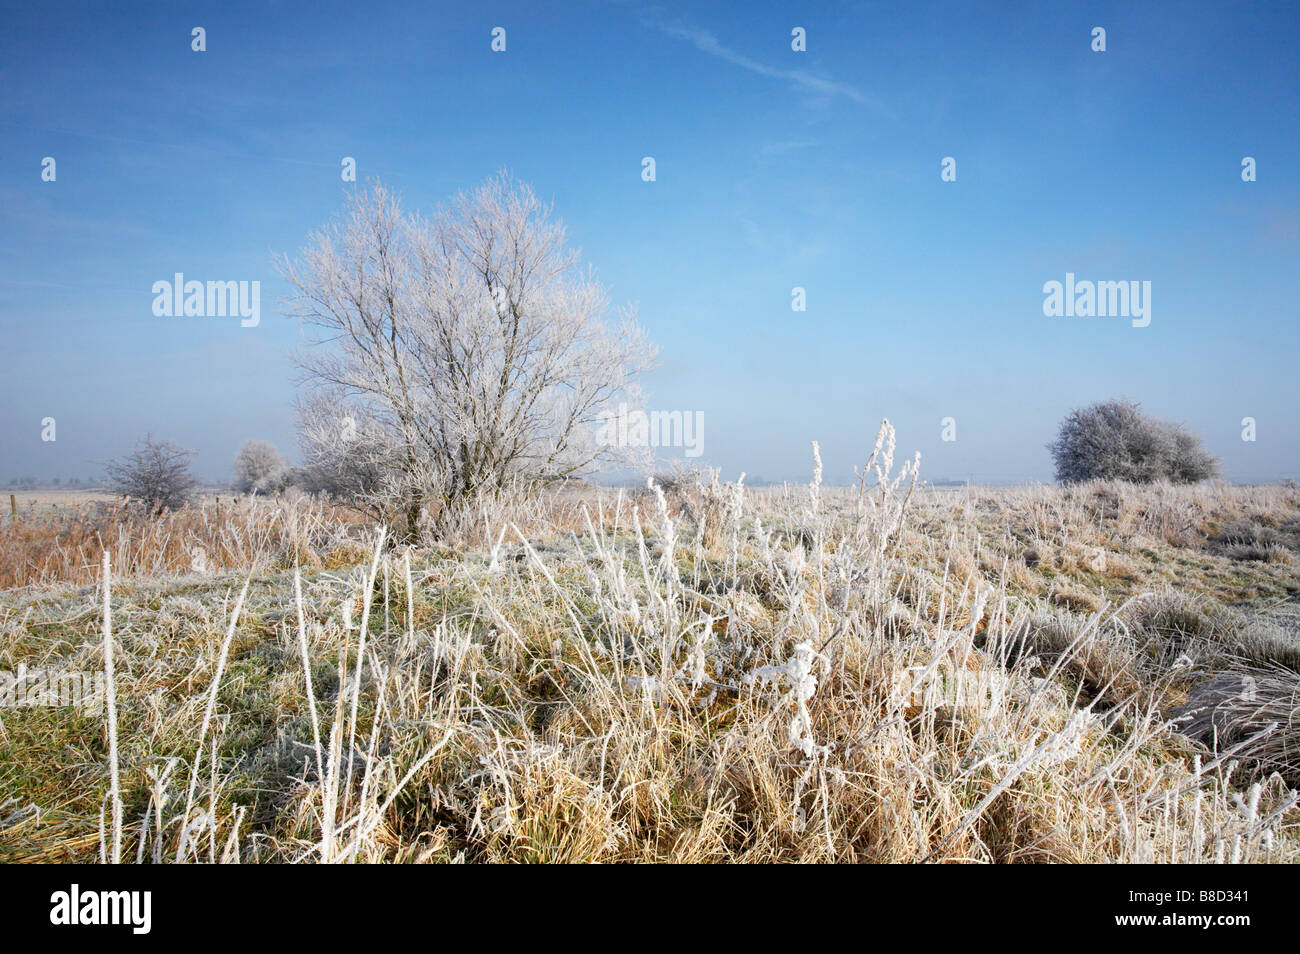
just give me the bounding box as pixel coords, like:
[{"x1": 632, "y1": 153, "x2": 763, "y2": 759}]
[
  {"x1": 650, "y1": 19, "x2": 870, "y2": 106},
  {"x1": 761, "y1": 139, "x2": 821, "y2": 155}
]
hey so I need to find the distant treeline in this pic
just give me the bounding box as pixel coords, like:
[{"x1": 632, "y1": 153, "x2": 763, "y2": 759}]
[{"x1": 4, "y1": 477, "x2": 102, "y2": 490}]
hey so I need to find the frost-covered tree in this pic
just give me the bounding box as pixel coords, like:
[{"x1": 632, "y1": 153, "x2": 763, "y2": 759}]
[
  {"x1": 1048, "y1": 399, "x2": 1219, "y2": 484},
  {"x1": 279, "y1": 175, "x2": 657, "y2": 538},
  {"x1": 232, "y1": 439, "x2": 290, "y2": 495},
  {"x1": 105, "y1": 436, "x2": 198, "y2": 514}
]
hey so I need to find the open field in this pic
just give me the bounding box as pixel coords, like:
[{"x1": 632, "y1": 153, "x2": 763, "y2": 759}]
[
  {"x1": 2, "y1": 456, "x2": 1299, "y2": 863},
  {"x1": 3, "y1": 488, "x2": 236, "y2": 513}
]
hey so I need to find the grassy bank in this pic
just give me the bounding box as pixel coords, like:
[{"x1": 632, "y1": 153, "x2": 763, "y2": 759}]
[{"x1": 3, "y1": 435, "x2": 1298, "y2": 862}]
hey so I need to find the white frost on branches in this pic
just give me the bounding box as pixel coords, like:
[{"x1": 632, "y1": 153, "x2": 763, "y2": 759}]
[
  {"x1": 745, "y1": 641, "x2": 831, "y2": 758},
  {"x1": 280, "y1": 174, "x2": 658, "y2": 537}
]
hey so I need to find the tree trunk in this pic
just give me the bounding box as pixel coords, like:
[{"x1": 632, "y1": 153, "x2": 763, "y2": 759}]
[{"x1": 405, "y1": 485, "x2": 423, "y2": 544}]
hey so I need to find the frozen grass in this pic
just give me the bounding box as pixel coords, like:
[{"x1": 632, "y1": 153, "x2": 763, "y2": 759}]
[
  {"x1": 2, "y1": 424, "x2": 1298, "y2": 863},
  {"x1": 0, "y1": 492, "x2": 381, "y2": 589}
]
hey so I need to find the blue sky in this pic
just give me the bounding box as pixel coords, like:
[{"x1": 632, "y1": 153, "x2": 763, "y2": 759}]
[{"x1": 1, "y1": 0, "x2": 1296, "y2": 484}]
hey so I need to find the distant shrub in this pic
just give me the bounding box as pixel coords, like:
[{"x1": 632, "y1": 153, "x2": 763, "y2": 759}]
[
  {"x1": 1048, "y1": 399, "x2": 1219, "y2": 484},
  {"x1": 105, "y1": 435, "x2": 198, "y2": 514},
  {"x1": 233, "y1": 440, "x2": 290, "y2": 495}
]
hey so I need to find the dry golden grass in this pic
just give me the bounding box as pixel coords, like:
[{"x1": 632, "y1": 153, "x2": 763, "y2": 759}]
[
  {"x1": 2, "y1": 445, "x2": 1298, "y2": 863},
  {"x1": 0, "y1": 492, "x2": 375, "y2": 589}
]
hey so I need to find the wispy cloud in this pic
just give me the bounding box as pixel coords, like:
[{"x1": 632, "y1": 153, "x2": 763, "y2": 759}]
[
  {"x1": 649, "y1": 18, "x2": 869, "y2": 106},
  {"x1": 761, "y1": 139, "x2": 821, "y2": 155}
]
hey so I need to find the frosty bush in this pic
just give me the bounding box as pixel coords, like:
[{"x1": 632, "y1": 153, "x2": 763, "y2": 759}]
[
  {"x1": 232, "y1": 439, "x2": 290, "y2": 495},
  {"x1": 105, "y1": 436, "x2": 198, "y2": 514},
  {"x1": 1048, "y1": 399, "x2": 1219, "y2": 484},
  {"x1": 292, "y1": 397, "x2": 404, "y2": 522}
]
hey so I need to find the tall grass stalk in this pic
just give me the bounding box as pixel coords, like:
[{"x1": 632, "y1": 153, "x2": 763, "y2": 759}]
[{"x1": 101, "y1": 550, "x2": 122, "y2": 865}]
